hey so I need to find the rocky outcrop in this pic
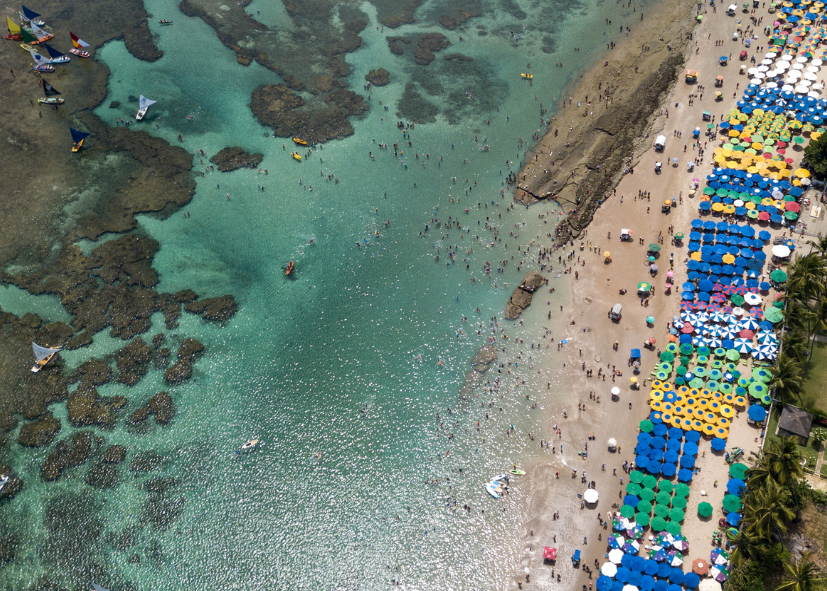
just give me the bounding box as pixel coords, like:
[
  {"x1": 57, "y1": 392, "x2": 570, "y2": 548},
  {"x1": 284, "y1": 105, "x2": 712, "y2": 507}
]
[
  {"x1": 67, "y1": 388, "x2": 126, "y2": 428},
  {"x1": 0, "y1": 466, "x2": 22, "y2": 502},
  {"x1": 505, "y1": 271, "x2": 547, "y2": 319},
  {"x1": 73, "y1": 359, "x2": 112, "y2": 389},
  {"x1": 116, "y1": 338, "x2": 153, "y2": 386},
  {"x1": 209, "y1": 147, "x2": 264, "y2": 172},
  {"x1": 183, "y1": 296, "x2": 238, "y2": 322},
  {"x1": 85, "y1": 462, "x2": 120, "y2": 489},
  {"x1": 366, "y1": 68, "x2": 390, "y2": 86},
  {"x1": 164, "y1": 361, "x2": 193, "y2": 385},
  {"x1": 42, "y1": 432, "x2": 94, "y2": 481},
  {"x1": 102, "y1": 444, "x2": 127, "y2": 464},
  {"x1": 414, "y1": 33, "x2": 450, "y2": 65},
  {"x1": 129, "y1": 451, "x2": 164, "y2": 473},
  {"x1": 147, "y1": 392, "x2": 175, "y2": 425},
  {"x1": 18, "y1": 413, "x2": 61, "y2": 447}
]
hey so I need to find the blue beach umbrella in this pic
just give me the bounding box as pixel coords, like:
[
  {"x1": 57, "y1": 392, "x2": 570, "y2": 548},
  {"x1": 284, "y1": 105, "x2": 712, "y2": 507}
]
[
  {"x1": 685, "y1": 430, "x2": 700, "y2": 444},
  {"x1": 666, "y1": 439, "x2": 681, "y2": 451},
  {"x1": 640, "y1": 575, "x2": 656, "y2": 591},
  {"x1": 711, "y1": 438, "x2": 727, "y2": 451},
  {"x1": 683, "y1": 572, "x2": 701, "y2": 589},
  {"x1": 597, "y1": 577, "x2": 613, "y2": 591},
  {"x1": 668, "y1": 427, "x2": 683, "y2": 440},
  {"x1": 658, "y1": 562, "x2": 672, "y2": 577},
  {"x1": 728, "y1": 478, "x2": 746, "y2": 496},
  {"x1": 625, "y1": 495, "x2": 640, "y2": 507},
  {"x1": 680, "y1": 455, "x2": 696, "y2": 468},
  {"x1": 661, "y1": 463, "x2": 677, "y2": 477},
  {"x1": 748, "y1": 405, "x2": 767, "y2": 421},
  {"x1": 616, "y1": 566, "x2": 631, "y2": 582},
  {"x1": 669, "y1": 568, "x2": 685, "y2": 585},
  {"x1": 628, "y1": 571, "x2": 643, "y2": 586},
  {"x1": 727, "y1": 512, "x2": 742, "y2": 526},
  {"x1": 678, "y1": 468, "x2": 693, "y2": 482},
  {"x1": 644, "y1": 559, "x2": 660, "y2": 575},
  {"x1": 683, "y1": 442, "x2": 699, "y2": 456},
  {"x1": 637, "y1": 432, "x2": 652, "y2": 444}
]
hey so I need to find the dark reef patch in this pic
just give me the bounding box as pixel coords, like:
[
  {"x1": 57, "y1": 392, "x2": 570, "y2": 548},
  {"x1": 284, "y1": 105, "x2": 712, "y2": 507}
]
[{"x1": 209, "y1": 147, "x2": 264, "y2": 172}]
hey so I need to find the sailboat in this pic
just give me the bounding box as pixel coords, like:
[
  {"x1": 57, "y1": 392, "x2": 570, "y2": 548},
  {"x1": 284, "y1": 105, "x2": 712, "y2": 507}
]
[
  {"x1": 42, "y1": 42, "x2": 69, "y2": 63},
  {"x1": 29, "y1": 20, "x2": 52, "y2": 43},
  {"x1": 19, "y1": 26, "x2": 38, "y2": 45},
  {"x1": 70, "y1": 127, "x2": 91, "y2": 152},
  {"x1": 0, "y1": 474, "x2": 8, "y2": 493},
  {"x1": 31, "y1": 342, "x2": 61, "y2": 372},
  {"x1": 69, "y1": 31, "x2": 91, "y2": 57},
  {"x1": 6, "y1": 16, "x2": 22, "y2": 40},
  {"x1": 21, "y1": 5, "x2": 45, "y2": 26},
  {"x1": 135, "y1": 94, "x2": 156, "y2": 120},
  {"x1": 28, "y1": 47, "x2": 54, "y2": 72},
  {"x1": 37, "y1": 79, "x2": 62, "y2": 104}
]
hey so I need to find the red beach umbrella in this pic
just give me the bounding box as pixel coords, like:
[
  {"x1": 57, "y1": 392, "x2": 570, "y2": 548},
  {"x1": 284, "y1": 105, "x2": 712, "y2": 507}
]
[
  {"x1": 682, "y1": 325, "x2": 695, "y2": 334},
  {"x1": 692, "y1": 558, "x2": 710, "y2": 575},
  {"x1": 758, "y1": 211, "x2": 771, "y2": 221},
  {"x1": 777, "y1": 141, "x2": 787, "y2": 148},
  {"x1": 763, "y1": 152, "x2": 773, "y2": 159},
  {"x1": 777, "y1": 148, "x2": 786, "y2": 155},
  {"x1": 786, "y1": 202, "x2": 801, "y2": 212},
  {"x1": 785, "y1": 158, "x2": 795, "y2": 164},
  {"x1": 544, "y1": 547, "x2": 558, "y2": 561}
]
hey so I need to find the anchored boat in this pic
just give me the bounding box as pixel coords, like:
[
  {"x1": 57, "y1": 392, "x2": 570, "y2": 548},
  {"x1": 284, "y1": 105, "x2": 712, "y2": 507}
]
[
  {"x1": 286, "y1": 261, "x2": 295, "y2": 276},
  {"x1": 291, "y1": 152, "x2": 301, "y2": 160},
  {"x1": 520, "y1": 73, "x2": 533, "y2": 79},
  {"x1": 31, "y1": 342, "x2": 61, "y2": 372},
  {"x1": 21, "y1": 5, "x2": 45, "y2": 27},
  {"x1": 37, "y1": 79, "x2": 62, "y2": 104},
  {"x1": 69, "y1": 31, "x2": 91, "y2": 57},
  {"x1": 30, "y1": 50, "x2": 55, "y2": 73},
  {"x1": 159, "y1": 19, "x2": 173, "y2": 25},
  {"x1": 70, "y1": 127, "x2": 91, "y2": 152},
  {"x1": 0, "y1": 474, "x2": 8, "y2": 493},
  {"x1": 135, "y1": 94, "x2": 156, "y2": 120},
  {"x1": 28, "y1": 20, "x2": 53, "y2": 43},
  {"x1": 293, "y1": 137, "x2": 307, "y2": 145},
  {"x1": 42, "y1": 42, "x2": 69, "y2": 63},
  {"x1": 6, "y1": 16, "x2": 22, "y2": 40}
]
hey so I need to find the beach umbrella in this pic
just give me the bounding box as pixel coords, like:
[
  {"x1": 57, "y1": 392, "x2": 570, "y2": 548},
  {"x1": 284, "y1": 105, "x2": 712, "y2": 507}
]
[
  {"x1": 665, "y1": 522, "x2": 682, "y2": 537},
  {"x1": 711, "y1": 437, "x2": 727, "y2": 451},
  {"x1": 669, "y1": 508, "x2": 685, "y2": 523},
  {"x1": 727, "y1": 478, "x2": 746, "y2": 496},
  {"x1": 625, "y1": 495, "x2": 640, "y2": 508},
  {"x1": 637, "y1": 512, "x2": 651, "y2": 527},
  {"x1": 654, "y1": 503, "x2": 669, "y2": 518},
  {"x1": 621, "y1": 504, "x2": 636, "y2": 518},
  {"x1": 630, "y1": 470, "x2": 644, "y2": 483},
  {"x1": 748, "y1": 404, "x2": 767, "y2": 421},
  {"x1": 610, "y1": 549, "x2": 625, "y2": 564},
  {"x1": 651, "y1": 516, "x2": 667, "y2": 532},
  {"x1": 723, "y1": 494, "x2": 743, "y2": 513},
  {"x1": 640, "y1": 420, "x2": 655, "y2": 433},
  {"x1": 656, "y1": 491, "x2": 672, "y2": 506},
  {"x1": 671, "y1": 496, "x2": 688, "y2": 510},
  {"x1": 597, "y1": 576, "x2": 614, "y2": 591},
  {"x1": 678, "y1": 468, "x2": 693, "y2": 482},
  {"x1": 640, "y1": 488, "x2": 656, "y2": 502},
  {"x1": 658, "y1": 480, "x2": 674, "y2": 494},
  {"x1": 698, "y1": 502, "x2": 714, "y2": 517},
  {"x1": 642, "y1": 475, "x2": 658, "y2": 489},
  {"x1": 603, "y1": 560, "x2": 621, "y2": 576},
  {"x1": 727, "y1": 512, "x2": 742, "y2": 526},
  {"x1": 627, "y1": 482, "x2": 643, "y2": 496},
  {"x1": 730, "y1": 463, "x2": 749, "y2": 479}
]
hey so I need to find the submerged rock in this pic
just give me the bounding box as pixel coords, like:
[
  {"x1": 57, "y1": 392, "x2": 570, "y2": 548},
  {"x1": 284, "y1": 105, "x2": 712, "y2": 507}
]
[
  {"x1": 85, "y1": 462, "x2": 120, "y2": 489},
  {"x1": 42, "y1": 432, "x2": 94, "y2": 481},
  {"x1": 102, "y1": 444, "x2": 127, "y2": 464},
  {"x1": 116, "y1": 337, "x2": 152, "y2": 386},
  {"x1": 18, "y1": 412, "x2": 61, "y2": 447},
  {"x1": 163, "y1": 360, "x2": 192, "y2": 385},
  {"x1": 366, "y1": 68, "x2": 390, "y2": 86},
  {"x1": 0, "y1": 466, "x2": 22, "y2": 501},
  {"x1": 129, "y1": 451, "x2": 165, "y2": 473},
  {"x1": 183, "y1": 295, "x2": 238, "y2": 322},
  {"x1": 67, "y1": 388, "x2": 122, "y2": 428},
  {"x1": 177, "y1": 339, "x2": 204, "y2": 362},
  {"x1": 147, "y1": 391, "x2": 175, "y2": 425},
  {"x1": 209, "y1": 146, "x2": 264, "y2": 172}
]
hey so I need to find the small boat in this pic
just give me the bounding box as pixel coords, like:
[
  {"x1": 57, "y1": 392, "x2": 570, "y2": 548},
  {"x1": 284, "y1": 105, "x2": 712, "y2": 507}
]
[
  {"x1": 21, "y1": 6, "x2": 43, "y2": 27},
  {"x1": 136, "y1": 94, "x2": 157, "y2": 120},
  {"x1": 159, "y1": 19, "x2": 173, "y2": 25},
  {"x1": 42, "y1": 42, "x2": 69, "y2": 63},
  {"x1": 32, "y1": 63, "x2": 54, "y2": 73},
  {"x1": 31, "y1": 342, "x2": 61, "y2": 372},
  {"x1": 29, "y1": 21, "x2": 53, "y2": 43},
  {"x1": 6, "y1": 16, "x2": 22, "y2": 40},
  {"x1": 520, "y1": 73, "x2": 533, "y2": 79},
  {"x1": 491, "y1": 473, "x2": 508, "y2": 484},
  {"x1": 234, "y1": 438, "x2": 259, "y2": 454},
  {"x1": 291, "y1": 152, "x2": 302, "y2": 160},
  {"x1": 37, "y1": 79, "x2": 63, "y2": 104},
  {"x1": 0, "y1": 474, "x2": 8, "y2": 493},
  {"x1": 19, "y1": 26, "x2": 38, "y2": 45},
  {"x1": 485, "y1": 483, "x2": 500, "y2": 498},
  {"x1": 285, "y1": 261, "x2": 294, "y2": 275},
  {"x1": 70, "y1": 127, "x2": 91, "y2": 152},
  {"x1": 293, "y1": 137, "x2": 307, "y2": 145},
  {"x1": 510, "y1": 469, "x2": 526, "y2": 476},
  {"x1": 69, "y1": 31, "x2": 91, "y2": 57}
]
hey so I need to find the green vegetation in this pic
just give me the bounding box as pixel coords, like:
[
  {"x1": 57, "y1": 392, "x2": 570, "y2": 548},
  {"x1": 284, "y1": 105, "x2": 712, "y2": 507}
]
[
  {"x1": 800, "y1": 342, "x2": 827, "y2": 415},
  {"x1": 803, "y1": 134, "x2": 827, "y2": 177}
]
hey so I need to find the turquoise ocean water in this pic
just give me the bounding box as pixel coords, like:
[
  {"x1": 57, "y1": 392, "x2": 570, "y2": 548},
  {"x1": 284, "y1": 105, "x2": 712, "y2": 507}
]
[{"x1": 1, "y1": 0, "x2": 650, "y2": 588}]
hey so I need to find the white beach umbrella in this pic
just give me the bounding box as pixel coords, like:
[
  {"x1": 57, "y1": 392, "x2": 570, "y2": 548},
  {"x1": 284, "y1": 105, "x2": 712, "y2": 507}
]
[
  {"x1": 692, "y1": 336, "x2": 707, "y2": 346},
  {"x1": 793, "y1": 62, "x2": 806, "y2": 70},
  {"x1": 601, "y1": 562, "x2": 618, "y2": 577},
  {"x1": 734, "y1": 199, "x2": 745, "y2": 207},
  {"x1": 707, "y1": 338, "x2": 723, "y2": 348},
  {"x1": 800, "y1": 80, "x2": 813, "y2": 87},
  {"x1": 743, "y1": 293, "x2": 761, "y2": 307},
  {"x1": 796, "y1": 85, "x2": 810, "y2": 94},
  {"x1": 733, "y1": 338, "x2": 753, "y2": 353},
  {"x1": 696, "y1": 312, "x2": 710, "y2": 323},
  {"x1": 751, "y1": 78, "x2": 763, "y2": 85},
  {"x1": 782, "y1": 54, "x2": 794, "y2": 61},
  {"x1": 797, "y1": 56, "x2": 809, "y2": 63},
  {"x1": 785, "y1": 77, "x2": 799, "y2": 85},
  {"x1": 809, "y1": 90, "x2": 822, "y2": 98},
  {"x1": 609, "y1": 549, "x2": 625, "y2": 564},
  {"x1": 748, "y1": 67, "x2": 759, "y2": 75},
  {"x1": 772, "y1": 245, "x2": 792, "y2": 258},
  {"x1": 782, "y1": 84, "x2": 795, "y2": 91},
  {"x1": 622, "y1": 586, "x2": 640, "y2": 591},
  {"x1": 739, "y1": 316, "x2": 760, "y2": 330},
  {"x1": 761, "y1": 59, "x2": 774, "y2": 65},
  {"x1": 812, "y1": 59, "x2": 823, "y2": 66},
  {"x1": 765, "y1": 52, "x2": 778, "y2": 58},
  {"x1": 807, "y1": 66, "x2": 820, "y2": 73},
  {"x1": 777, "y1": 60, "x2": 790, "y2": 69},
  {"x1": 584, "y1": 489, "x2": 599, "y2": 504},
  {"x1": 699, "y1": 580, "x2": 723, "y2": 591},
  {"x1": 757, "y1": 65, "x2": 770, "y2": 72},
  {"x1": 805, "y1": 72, "x2": 818, "y2": 81},
  {"x1": 788, "y1": 70, "x2": 802, "y2": 78},
  {"x1": 611, "y1": 387, "x2": 621, "y2": 396},
  {"x1": 732, "y1": 308, "x2": 746, "y2": 317},
  {"x1": 608, "y1": 437, "x2": 618, "y2": 448},
  {"x1": 709, "y1": 311, "x2": 727, "y2": 323}
]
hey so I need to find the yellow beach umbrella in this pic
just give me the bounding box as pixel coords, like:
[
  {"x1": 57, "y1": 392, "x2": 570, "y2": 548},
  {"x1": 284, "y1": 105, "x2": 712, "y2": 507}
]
[
  {"x1": 705, "y1": 412, "x2": 717, "y2": 423},
  {"x1": 650, "y1": 390, "x2": 664, "y2": 401},
  {"x1": 716, "y1": 427, "x2": 729, "y2": 439},
  {"x1": 661, "y1": 382, "x2": 674, "y2": 391},
  {"x1": 720, "y1": 405, "x2": 734, "y2": 418},
  {"x1": 689, "y1": 389, "x2": 700, "y2": 398},
  {"x1": 703, "y1": 423, "x2": 716, "y2": 435},
  {"x1": 697, "y1": 398, "x2": 709, "y2": 410},
  {"x1": 652, "y1": 400, "x2": 664, "y2": 411},
  {"x1": 662, "y1": 412, "x2": 672, "y2": 423},
  {"x1": 673, "y1": 405, "x2": 685, "y2": 417},
  {"x1": 652, "y1": 380, "x2": 664, "y2": 390},
  {"x1": 663, "y1": 403, "x2": 674, "y2": 413},
  {"x1": 691, "y1": 252, "x2": 702, "y2": 261},
  {"x1": 712, "y1": 203, "x2": 725, "y2": 212},
  {"x1": 734, "y1": 396, "x2": 747, "y2": 407},
  {"x1": 796, "y1": 168, "x2": 811, "y2": 178},
  {"x1": 718, "y1": 416, "x2": 731, "y2": 427},
  {"x1": 682, "y1": 418, "x2": 693, "y2": 430},
  {"x1": 693, "y1": 420, "x2": 704, "y2": 432}
]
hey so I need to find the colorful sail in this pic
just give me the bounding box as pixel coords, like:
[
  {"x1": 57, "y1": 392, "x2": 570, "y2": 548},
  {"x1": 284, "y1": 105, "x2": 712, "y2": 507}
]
[
  {"x1": 30, "y1": 21, "x2": 47, "y2": 37},
  {"x1": 70, "y1": 127, "x2": 90, "y2": 144},
  {"x1": 43, "y1": 43, "x2": 65, "y2": 60},
  {"x1": 20, "y1": 26, "x2": 37, "y2": 43},
  {"x1": 28, "y1": 47, "x2": 50, "y2": 66},
  {"x1": 21, "y1": 5, "x2": 40, "y2": 20},
  {"x1": 69, "y1": 31, "x2": 89, "y2": 48},
  {"x1": 42, "y1": 80, "x2": 60, "y2": 97},
  {"x1": 7, "y1": 16, "x2": 21, "y2": 34}
]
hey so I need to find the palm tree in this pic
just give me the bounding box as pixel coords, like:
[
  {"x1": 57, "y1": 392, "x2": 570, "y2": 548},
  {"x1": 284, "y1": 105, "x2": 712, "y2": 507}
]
[
  {"x1": 746, "y1": 480, "x2": 796, "y2": 541},
  {"x1": 764, "y1": 436, "x2": 804, "y2": 486},
  {"x1": 788, "y1": 253, "x2": 825, "y2": 302},
  {"x1": 806, "y1": 232, "x2": 827, "y2": 260},
  {"x1": 769, "y1": 354, "x2": 805, "y2": 405},
  {"x1": 782, "y1": 329, "x2": 810, "y2": 364},
  {"x1": 746, "y1": 453, "x2": 774, "y2": 491},
  {"x1": 731, "y1": 529, "x2": 768, "y2": 566},
  {"x1": 777, "y1": 552, "x2": 827, "y2": 591}
]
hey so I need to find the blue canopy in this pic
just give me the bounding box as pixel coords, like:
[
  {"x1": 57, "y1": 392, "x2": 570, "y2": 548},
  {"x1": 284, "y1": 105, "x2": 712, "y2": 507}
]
[
  {"x1": 640, "y1": 575, "x2": 656, "y2": 591},
  {"x1": 631, "y1": 348, "x2": 642, "y2": 359},
  {"x1": 628, "y1": 571, "x2": 643, "y2": 586},
  {"x1": 668, "y1": 427, "x2": 684, "y2": 440},
  {"x1": 658, "y1": 562, "x2": 673, "y2": 578},
  {"x1": 680, "y1": 455, "x2": 696, "y2": 468},
  {"x1": 616, "y1": 566, "x2": 631, "y2": 582},
  {"x1": 644, "y1": 559, "x2": 659, "y2": 575},
  {"x1": 683, "y1": 442, "x2": 699, "y2": 456},
  {"x1": 682, "y1": 282, "x2": 696, "y2": 291},
  {"x1": 651, "y1": 436, "x2": 666, "y2": 449},
  {"x1": 703, "y1": 221, "x2": 716, "y2": 231},
  {"x1": 636, "y1": 443, "x2": 651, "y2": 455},
  {"x1": 727, "y1": 512, "x2": 742, "y2": 526},
  {"x1": 669, "y1": 568, "x2": 685, "y2": 584},
  {"x1": 678, "y1": 468, "x2": 693, "y2": 481},
  {"x1": 649, "y1": 449, "x2": 664, "y2": 462},
  {"x1": 653, "y1": 424, "x2": 668, "y2": 437},
  {"x1": 661, "y1": 463, "x2": 677, "y2": 477},
  {"x1": 631, "y1": 556, "x2": 646, "y2": 571},
  {"x1": 663, "y1": 450, "x2": 679, "y2": 463},
  {"x1": 636, "y1": 456, "x2": 649, "y2": 471},
  {"x1": 638, "y1": 432, "x2": 652, "y2": 443},
  {"x1": 648, "y1": 461, "x2": 663, "y2": 474},
  {"x1": 727, "y1": 478, "x2": 746, "y2": 496},
  {"x1": 596, "y1": 577, "x2": 613, "y2": 591},
  {"x1": 683, "y1": 572, "x2": 700, "y2": 589},
  {"x1": 685, "y1": 431, "x2": 700, "y2": 443},
  {"x1": 691, "y1": 219, "x2": 704, "y2": 229},
  {"x1": 624, "y1": 494, "x2": 640, "y2": 507},
  {"x1": 666, "y1": 439, "x2": 682, "y2": 451},
  {"x1": 711, "y1": 437, "x2": 727, "y2": 451},
  {"x1": 748, "y1": 404, "x2": 767, "y2": 421}
]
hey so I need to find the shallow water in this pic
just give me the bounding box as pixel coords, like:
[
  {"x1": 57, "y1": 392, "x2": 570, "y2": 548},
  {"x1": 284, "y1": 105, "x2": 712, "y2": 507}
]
[{"x1": 1, "y1": 0, "x2": 651, "y2": 588}]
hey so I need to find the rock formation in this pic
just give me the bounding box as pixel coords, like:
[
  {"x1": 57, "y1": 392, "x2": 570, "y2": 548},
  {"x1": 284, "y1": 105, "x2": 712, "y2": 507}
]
[{"x1": 505, "y1": 271, "x2": 547, "y2": 319}]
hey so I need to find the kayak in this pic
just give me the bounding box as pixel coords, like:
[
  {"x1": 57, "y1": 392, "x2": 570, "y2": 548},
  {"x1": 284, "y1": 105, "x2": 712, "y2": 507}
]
[
  {"x1": 510, "y1": 469, "x2": 526, "y2": 476},
  {"x1": 485, "y1": 483, "x2": 500, "y2": 498}
]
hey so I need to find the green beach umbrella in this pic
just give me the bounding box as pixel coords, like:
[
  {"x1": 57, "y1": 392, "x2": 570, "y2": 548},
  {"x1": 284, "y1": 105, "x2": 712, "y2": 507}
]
[
  {"x1": 723, "y1": 494, "x2": 743, "y2": 513},
  {"x1": 654, "y1": 504, "x2": 670, "y2": 517},
  {"x1": 669, "y1": 508, "x2": 685, "y2": 522},
  {"x1": 773, "y1": 300, "x2": 786, "y2": 310},
  {"x1": 636, "y1": 512, "x2": 651, "y2": 526},
  {"x1": 738, "y1": 376, "x2": 752, "y2": 387},
  {"x1": 651, "y1": 516, "x2": 668, "y2": 532},
  {"x1": 698, "y1": 502, "x2": 714, "y2": 517},
  {"x1": 709, "y1": 369, "x2": 722, "y2": 381},
  {"x1": 753, "y1": 368, "x2": 771, "y2": 383},
  {"x1": 660, "y1": 351, "x2": 675, "y2": 362},
  {"x1": 656, "y1": 372, "x2": 669, "y2": 380},
  {"x1": 680, "y1": 344, "x2": 694, "y2": 355},
  {"x1": 642, "y1": 475, "x2": 658, "y2": 489},
  {"x1": 640, "y1": 419, "x2": 655, "y2": 433},
  {"x1": 703, "y1": 187, "x2": 716, "y2": 195},
  {"x1": 646, "y1": 315, "x2": 656, "y2": 324},
  {"x1": 666, "y1": 343, "x2": 679, "y2": 354},
  {"x1": 630, "y1": 470, "x2": 644, "y2": 483},
  {"x1": 674, "y1": 483, "x2": 690, "y2": 497},
  {"x1": 726, "y1": 349, "x2": 741, "y2": 362},
  {"x1": 656, "y1": 491, "x2": 672, "y2": 506},
  {"x1": 640, "y1": 488, "x2": 656, "y2": 502},
  {"x1": 627, "y1": 482, "x2": 642, "y2": 496},
  {"x1": 749, "y1": 383, "x2": 767, "y2": 397},
  {"x1": 638, "y1": 281, "x2": 652, "y2": 292},
  {"x1": 698, "y1": 346, "x2": 711, "y2": 356},
  {"x1": 761, "y1": 394, "x2": 772, "y2": 405},
  {"x1": 636, "y1": 501, "x2": 653, "y2": 515},
  {"x1": 697, "y1": 355, "x2": 709, "y2": 365},
  {"x1": 714, "y1": 348, "x2": 726, "y2": 358},
  {"x1": 765, "y1": 308, "x2": 784, "y2": 324},
  {"x1": 720, "y1": 383, "x2": 734, "y2": 394},
  {"x1": 675, "y1": 232, "x2": 684, "y2": 240},
  {"x1": 689, "y1": 377, "x2": 705, "y2": 389},
  {"x1": 770, "y1": 269, "x2": 787, "y2": 283},
  {"x1": 658, "y1": 480, "x2": 673, "y2": 494},
  {"x1": 693, "y1": 367, "x2": 707, "y2": 377},
  {"x1": 665, "y1": 522, "x2": 682, "y2": 536},
  {"x1": 706, "y1": 381, "x2": 720, "y2": 392},
  {"x1": 620, "y1": 504, "x2": 636, "y2": 518},
  {"x1": 677, "y1": 365, "x2": 689, "y2": 376},
  {"x1": 711, "y1": 359, "x2": 724, "y2": 369},
  {"x1": 680, "y1": 355, "x2": 690, "y2": 366},
  {"x1": 730, "y1": 463, "x2": 749, "y2": 479},
  {"x1": 730, "y1": 294, "x2": 745, "y2": 306},
  {"x1": 785, "y1": 211, "x2": 799, "y2": 221},
  {"x1": 671, "y1": 496, "x2": 688, "y2": 510},
  {"x1": 649, "y1": 244, "x2": 661, "y2": 252}
]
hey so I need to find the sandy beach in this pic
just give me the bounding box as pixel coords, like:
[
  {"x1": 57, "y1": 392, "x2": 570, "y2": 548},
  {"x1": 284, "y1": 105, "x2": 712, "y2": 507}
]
[{"x1": 507, "y1": 0, "x2": 798, "y2": 588}]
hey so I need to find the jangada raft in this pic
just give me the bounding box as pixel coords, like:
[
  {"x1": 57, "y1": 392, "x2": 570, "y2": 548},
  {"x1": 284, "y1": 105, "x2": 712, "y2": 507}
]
[
  {"x1": 69, "y1": 31, "x2": 91, "y2": 57},
  {"x1": 31, "y1": 342, "x2": 61, "y2": 372},
  {"x1": 135, "y1": 94, "x2": 157, "y2": 120},
  {"x1": 27, "y1": 47, "x2": 54, "y2": 72},
  {"x1": 37, "y1": 79, "x2": 62, "y2": 105},
  {"x1": 42, "y1": 42, "x2": 69, "y2": 63},
  {"x1": 71, "y1": 127, "x2": 91, "y2": 152},
  {"x1": 6, "y1": 16, "x2": 22, "y2": 41}
]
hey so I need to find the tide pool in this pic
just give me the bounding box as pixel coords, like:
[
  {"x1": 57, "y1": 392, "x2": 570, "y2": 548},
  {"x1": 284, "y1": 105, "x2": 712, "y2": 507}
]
[{"x1": 0, "y1": 0, "x2": 652, "y2": 588}]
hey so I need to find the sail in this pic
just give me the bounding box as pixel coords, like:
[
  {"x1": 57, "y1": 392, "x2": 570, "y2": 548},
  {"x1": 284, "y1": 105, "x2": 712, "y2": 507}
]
[
  {"x1": 32, "y1": 342, "x2": 61, "y2": 361},
  {"x1": 7, "y1": 16, "x2": 21, "y2": 33},
  {"x1": 18, "y1": 10, "x2": 29, "y2": 23},
  {"x1": 21, "y1": 5, "x2": 40, "y2": 20},
  {"x1": 29, "y1": 47, "x2": 50, "y2": 66},
  {"x1": 30, "y1": 21, "x2": 47, "y2": 37},
  {"x1": 20, "y1": 27, "x2": 37, "y2": 43},
  {"x1": 70, "y1": 128, "x2": 90, "y2": 144},
  {"x1": 139, "y1": 95, "x2": 157, "y2": 111},
  {"x1": 69, "y1": 31, "x2": 89, "y2": 47},
  {"x1": 43, "y1": 43, "x2": 64, "y2": 59},
  {"x1": 42, "y1": 80, "x2": 60, "y2": 96}
]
